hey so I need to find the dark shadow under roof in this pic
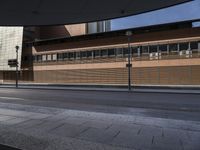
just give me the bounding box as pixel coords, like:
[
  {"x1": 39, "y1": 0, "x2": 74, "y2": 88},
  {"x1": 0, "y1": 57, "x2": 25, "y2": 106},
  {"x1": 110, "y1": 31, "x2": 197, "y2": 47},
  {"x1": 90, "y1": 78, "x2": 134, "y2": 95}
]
[{"x1": 0, "y1": 0, "x2": 191, "y2": 26}]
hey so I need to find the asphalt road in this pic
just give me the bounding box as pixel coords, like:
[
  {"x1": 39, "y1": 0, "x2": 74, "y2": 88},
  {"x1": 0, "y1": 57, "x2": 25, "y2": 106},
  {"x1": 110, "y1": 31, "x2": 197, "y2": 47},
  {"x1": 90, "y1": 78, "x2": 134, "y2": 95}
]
[{"x1": 0, "y1": 88, "x2": 200, "y2": 121}]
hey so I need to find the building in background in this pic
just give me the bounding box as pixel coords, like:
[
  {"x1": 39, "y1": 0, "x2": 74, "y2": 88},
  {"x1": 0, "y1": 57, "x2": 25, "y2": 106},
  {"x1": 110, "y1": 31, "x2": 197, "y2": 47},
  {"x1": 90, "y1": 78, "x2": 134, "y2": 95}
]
[
  {"x1": 23, "y1": 24, "x2": 87, "y2": 41},
  {"x1": 0, "y1": 20, "x2": 200, "y2": 86},
  {"x1": 0, "y1": 27, "x2": 23, "y2": 83},
  {"x1": 24, "y1": 21, "x2": 111, "y2": 42},
  {"x1": 87, "y1": 21, "x2": 111, "y2": 34}
]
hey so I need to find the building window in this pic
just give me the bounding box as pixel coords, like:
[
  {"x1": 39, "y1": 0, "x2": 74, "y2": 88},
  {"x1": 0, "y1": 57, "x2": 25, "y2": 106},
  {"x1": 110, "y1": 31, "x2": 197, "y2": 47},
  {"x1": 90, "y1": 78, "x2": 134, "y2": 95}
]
[
  {"x1": 149, "y1": 45, "x2": 158, "y2": 53},
  {"x1": 57, "y1": 53, "x2": 63, "y2": 61},
  {"x1": 76, "y1": 52, "x2": 80, "y2": 59},
  {"x1": 101, "y1": 49, "x2": 108, "y2": 57},
  {"x1": 190, "y1": 41, "x2": 198, "y2": 50},
  {"x1": 47, "y1": 54, "x2": 52, "y2": 61},
  {"x1": 108, "y1": 48, "x2": 115, "y2": 57},
  {"x1": 63, "y1": 53, "x2": 68, "y2": 60},
  {"x1": 87, "y1": 51, "x2": 93, "y2": 58},
  {"x1": 159, "y1": 44, "x2": 168, "y2": 53},
  {"x1": 169, "y1": 44, "x2": 178, "y2": 52},
  {"x1": 52, "y1": 54, "x2": 57, "y2": 61},
  {"x1": 94, "y1": 50, "x2": 100, "y2": 57},
  {"x1": 123, "y1": 47, "x2": 129, "y2": 57},
  {"x1": 141, "y1": 46, "x2": 149, "y2": 54},
  {"x1": 33, "y1": 55, "x2": 37, "y2": 62},
  {"x1": 37, "y1": 55, "x2": 42, "y2": 62},
  {"x1": 81, "y1": 51, "x2": 87, "y2": 58},
  {"x1": 116, "y1": 48, "x2": 123, "y2": 56},
  {"x1": 132, "y1": 47, "x2": 138, "y2": 56},
  {"x1": 42, "y1": 55, "x2": 47, "y2": 61},
  {"x1": 69, "y1": 52, "x2": 74, "y2": 60},
  {"x1": 179, "y1": 42, "x2": 189, "y2": 51}
]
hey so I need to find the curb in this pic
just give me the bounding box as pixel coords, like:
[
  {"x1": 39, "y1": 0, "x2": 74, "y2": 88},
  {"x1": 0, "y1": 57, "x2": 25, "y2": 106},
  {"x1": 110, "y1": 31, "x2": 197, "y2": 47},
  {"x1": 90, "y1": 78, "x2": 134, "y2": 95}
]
[{"x1": 0, "y1": 85, "x2": 200, "y2": 94}]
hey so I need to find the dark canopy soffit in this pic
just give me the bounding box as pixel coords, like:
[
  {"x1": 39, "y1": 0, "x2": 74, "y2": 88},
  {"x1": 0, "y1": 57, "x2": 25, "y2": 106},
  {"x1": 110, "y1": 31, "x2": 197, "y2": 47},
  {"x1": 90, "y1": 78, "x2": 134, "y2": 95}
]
[{"x1": 0, "y1": 0, "x2": 191, "y2": 26}]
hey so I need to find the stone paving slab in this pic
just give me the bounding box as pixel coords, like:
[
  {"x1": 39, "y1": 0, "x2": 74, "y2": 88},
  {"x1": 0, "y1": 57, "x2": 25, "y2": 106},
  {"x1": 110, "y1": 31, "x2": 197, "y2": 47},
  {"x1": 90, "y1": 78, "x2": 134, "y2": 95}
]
[
  {"x1": 45, "y1": 112, "x2": 70, "y2": 121},
  {"x1": 0, "y1": 102, "x2": 63, "y2": 115},
  {"x1": 0, "y1": 115, "x2": 15, "y2": 121},
  {"x1": 50, "y1": 123, "x2": 90, "y2": 138},
  {"x1": 33, "y1": 120, "x2": 66, "y2": 133},
  {"x1": 82, "y1": 120, "x2": 112, "y2": 129},
  {"x1": 0, "y1": 123, "x2": 135, "y2": 150},
  {"x1": 15, "y1": 119, "x2": 46, "y2": 129},
  {"x1": 1, "y1": 118, "x2": 28, "y2": 125},
  {"x1": 111, "y1": 132, "x2": 152, "y2": 149},
  {"x1": 0, "y1": 108, "x2": 50, "y2": 119},
  {"x1": 64, "y1": 117, "x2": 89, "y2": 126},
  {"x1": 0, "y1": 102, "x2": 199, "y2": 150},
  {"x1": 77, "y1": 127, "x2": 119, "y2": 144}
]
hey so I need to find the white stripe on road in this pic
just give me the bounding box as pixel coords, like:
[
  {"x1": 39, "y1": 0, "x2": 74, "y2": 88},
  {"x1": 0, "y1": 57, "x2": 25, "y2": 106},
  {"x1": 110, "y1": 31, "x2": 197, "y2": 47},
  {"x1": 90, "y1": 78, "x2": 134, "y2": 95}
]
[{"x1": 0, "y1": 96, "x2": 25, "y2": 101}]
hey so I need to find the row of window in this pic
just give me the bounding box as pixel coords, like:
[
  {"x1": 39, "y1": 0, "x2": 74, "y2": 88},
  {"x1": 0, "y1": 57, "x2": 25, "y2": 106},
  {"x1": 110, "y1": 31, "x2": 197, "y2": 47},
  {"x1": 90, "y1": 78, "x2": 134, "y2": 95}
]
[{"x1": 23, "y1": 41, "x2": 200, "y2": 63}]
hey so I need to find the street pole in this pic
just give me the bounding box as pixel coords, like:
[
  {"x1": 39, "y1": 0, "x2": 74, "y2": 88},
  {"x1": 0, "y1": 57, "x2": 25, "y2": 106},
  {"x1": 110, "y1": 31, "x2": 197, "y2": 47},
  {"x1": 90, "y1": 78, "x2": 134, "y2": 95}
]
[
  {"x1": 126, "y1": 31, "x2": 132, "y2": 91},
  {"x1": 16, "y1": 45, "x2": 19, "y2": 88}
]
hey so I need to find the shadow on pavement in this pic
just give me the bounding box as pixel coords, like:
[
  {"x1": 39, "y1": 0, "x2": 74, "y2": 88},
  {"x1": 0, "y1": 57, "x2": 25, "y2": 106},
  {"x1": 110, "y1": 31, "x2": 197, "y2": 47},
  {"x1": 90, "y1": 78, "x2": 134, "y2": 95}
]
[{"x1": 0, "y1": 144, "x2": 21, "y2": 150}]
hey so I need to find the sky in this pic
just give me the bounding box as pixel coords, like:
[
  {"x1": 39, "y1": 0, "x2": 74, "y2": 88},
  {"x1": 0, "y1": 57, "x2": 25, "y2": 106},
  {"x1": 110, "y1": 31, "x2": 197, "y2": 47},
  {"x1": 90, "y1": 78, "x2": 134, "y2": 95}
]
[{"x1": 111, "y1": 0, "x2": 200, "y2": 30}]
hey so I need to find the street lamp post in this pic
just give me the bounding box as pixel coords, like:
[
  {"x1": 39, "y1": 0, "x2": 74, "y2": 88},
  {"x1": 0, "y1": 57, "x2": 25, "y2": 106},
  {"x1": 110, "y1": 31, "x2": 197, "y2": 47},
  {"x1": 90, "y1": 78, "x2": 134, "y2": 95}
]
[
  {"x1": 16, "y1": 45, "x2": 19, "y2": 88},
  {"x1": 126, "y1": 31, "x2": 132, "y2": 91}
]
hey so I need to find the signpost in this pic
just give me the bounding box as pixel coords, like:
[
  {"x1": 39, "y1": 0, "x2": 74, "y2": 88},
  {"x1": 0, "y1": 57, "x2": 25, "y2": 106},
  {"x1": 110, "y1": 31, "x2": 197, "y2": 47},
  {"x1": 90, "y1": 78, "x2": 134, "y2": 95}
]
[
  {"x1": 16, "y1": 46, "x2": 19, "y2": 88},
  {"x1": 8, "y1": 46, "x2": 19, "y2": 88},
  {"x1": 126, "y1": 31, "x2": 133, "y2": 91},
  {"x1": 8, "y1": 59, "x2": 17, "y2": 66}
]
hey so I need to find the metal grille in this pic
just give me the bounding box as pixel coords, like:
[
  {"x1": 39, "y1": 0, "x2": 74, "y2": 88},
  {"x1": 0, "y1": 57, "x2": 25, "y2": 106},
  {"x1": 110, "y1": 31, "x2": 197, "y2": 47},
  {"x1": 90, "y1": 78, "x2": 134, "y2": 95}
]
[{"x1": 2, "y1": 65, "x2": 200, "y2": 86}]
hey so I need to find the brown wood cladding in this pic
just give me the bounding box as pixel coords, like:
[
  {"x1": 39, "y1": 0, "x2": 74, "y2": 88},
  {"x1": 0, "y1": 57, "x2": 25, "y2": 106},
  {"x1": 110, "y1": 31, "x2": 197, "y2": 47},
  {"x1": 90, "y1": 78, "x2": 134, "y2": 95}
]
[{"x1": 2, "y1": 66, "x2": 200, "y2": 85}]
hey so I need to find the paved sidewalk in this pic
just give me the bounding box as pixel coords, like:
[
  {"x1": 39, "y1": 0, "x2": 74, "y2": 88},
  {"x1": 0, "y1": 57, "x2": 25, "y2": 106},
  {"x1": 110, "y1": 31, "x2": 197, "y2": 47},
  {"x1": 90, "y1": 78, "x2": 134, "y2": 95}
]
[{"x1": 0, "y1": 102, "x2": 199, "y2": 150}]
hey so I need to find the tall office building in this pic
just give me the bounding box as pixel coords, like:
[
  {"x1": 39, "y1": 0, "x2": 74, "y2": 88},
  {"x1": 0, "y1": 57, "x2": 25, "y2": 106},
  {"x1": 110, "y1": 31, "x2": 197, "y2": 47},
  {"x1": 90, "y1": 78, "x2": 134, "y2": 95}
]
[
  {"x1": 87, "y1": 20, "x2": 111, "y2": 34},
  {"x1": 0, "y1": 27, "x2": 23, "y2": 83},
  {"x1": 0, "y1": 27, "x2": 23, "y2": 71}
]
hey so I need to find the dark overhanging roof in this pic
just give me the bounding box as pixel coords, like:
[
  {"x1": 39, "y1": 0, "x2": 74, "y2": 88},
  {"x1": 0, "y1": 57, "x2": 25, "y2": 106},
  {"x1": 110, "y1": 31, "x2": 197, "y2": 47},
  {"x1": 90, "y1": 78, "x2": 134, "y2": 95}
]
[
  {"x1": 25, "y1": 19, "x2": 199, "y2": 46},
  {"x1": 0, "y1": 0, "x2": 191, "y2": 26}
]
